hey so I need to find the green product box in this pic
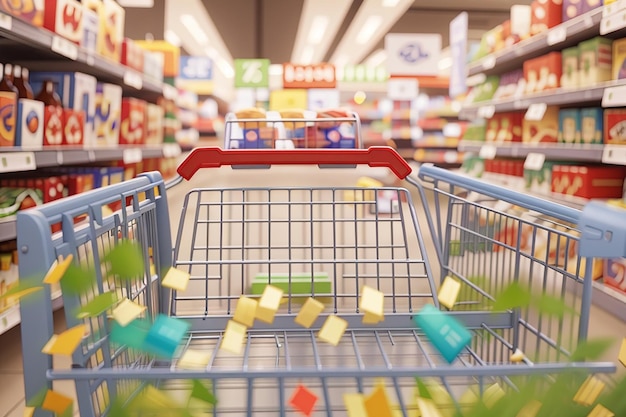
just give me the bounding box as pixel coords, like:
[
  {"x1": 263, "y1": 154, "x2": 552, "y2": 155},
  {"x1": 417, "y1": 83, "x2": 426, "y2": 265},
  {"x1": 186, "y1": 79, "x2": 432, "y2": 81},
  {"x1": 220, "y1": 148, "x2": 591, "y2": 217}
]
[
  {"x1": 461, "y1": 155, "x2": 485, "y2": 178},
  {"x1": 580, "y1": 107, "x2": 604, "y2": 144},
  {"x1": 462, "y1": 123, "x2": 486, "y2": 142},
  {"x1": 472, "y1": 76, "x2": 500, "y2": 103},
  {"x1": 524, "y1": 161, "x2": 555, "y2": 195},
  {"x1": 561, "y1": 46, "x2": 579, "y2": 88},
  {"x1": 579, "y1": 37, "x2": 613, "y2": 87},
  {"x1": 558, "y1": 108, "x2": 581, "y2": 144}
]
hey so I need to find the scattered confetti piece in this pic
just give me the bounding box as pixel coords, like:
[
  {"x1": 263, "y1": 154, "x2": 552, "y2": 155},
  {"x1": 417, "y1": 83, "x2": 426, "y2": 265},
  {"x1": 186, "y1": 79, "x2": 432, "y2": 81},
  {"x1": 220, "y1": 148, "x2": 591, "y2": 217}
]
[
  {"x1": 75, "y1": 292, "x2": 118, "y2": 319},
  {"x1": 364, "y1": 385, "x2": 393, "y2": 417},
  {"x1": 516, "y1": 399, "x2": 542, "y2": 417},
  {"x1": 416, "y1": 397, "x2": 444, "y2": 417},
  {"x1": 574, "y1": 375, "x2": 606, "y2": 407},
  {"x1": 344, "y1": 393, "x2": 367, "y2": 417},
  {"x1": 190, "y1": 380, "x2": 217, "y2": 406},
  {"x1": 458, "y1": 387, "x2": 480, "y2": 408},
  {"x1": 318, "y1": 315, "x2": 348, "y2": 346},
  {"x1": 413, "y1": 304, "x2": 472, "y2": 363},
  {"x1": 178, "y1": 349, "x2": 211, "y2": 370},
  {"x1": 289, "y1": 384, "x2": 318, "y2": 416},
  {"x1": 619, "y1": 338, "x2": 626, "y2": 368},
  {"x1": 363, "y1": 311, "x2": 383, "y2": 325},
  {"x1": 61, "y1": 262, "x2": 97, "y2": 295},
  {"x1": 130, "y1": 385, "x2": 181, "y2": 410},
  {"x1": 483, "y1": 383, "x2": 505, "y2": 409},
  {"x1": 0, "y1": 285, "x2": 42, "y2": 302},
  {"x1": 103, "y1": 240, "x2": 145, "y2": 281},
  {"x1": 437, "y1": 276, "x2": 461, "y2": 310},
  {"x1": 162, "y1": 267, "x2": 191, "y2": 292},
  {"x1": 23, "y1": 407, "x2": 34, "y2": 417},
  {"x1": 41, "y1": 390, "x2": 73, "y2": 415},
  {"x1": 360, "y1": 286, "x2": 384, "y2": 323},
  {"x1": 511, "y1": 348, "x2": 525, "y2": 363},
  {"x1": 43, "y1": 255, "x2": 74, "y2": 284},
  {"x1": 294, "y1": 297, "x2": 324, "y2": 328},
  {"x1": 587, "y1": 403, "x2": 615, "y2": 417},
  {"x1": 221, "y1": 320, "x2": 247, "y2": 354},
  {"x1": 143, "y1": 315, "x2": 190, "y2": 358},
  {"x1": 42, "y1": 324, "x2": 87, "y2": 356},
  {"x1": 256, "y1": 285, "x2": 283, "y2": 324},
  {"x1": 233, "y1": 296, "x2": 258, "y2": 327},
  {"x1": 112, "y1": 298, "x2": 147, "y2": 327}
]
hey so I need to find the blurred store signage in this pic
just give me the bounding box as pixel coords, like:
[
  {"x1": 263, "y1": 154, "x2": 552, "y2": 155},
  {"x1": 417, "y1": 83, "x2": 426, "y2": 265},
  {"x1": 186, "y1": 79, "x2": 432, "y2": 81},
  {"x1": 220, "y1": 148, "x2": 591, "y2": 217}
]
[
  {"x1": 339, "y1": 65, "x2": 388, "y2": 83},
  {"x1": 235, "y1": 59, "x2": 270, "y2": 88},
  {"x1": 283, "y1": 63, "x2": 336, "y2": 89},
  {"x1": 385, "y1": 33, "x2": 441, "y2": 76},
  {"x1": 177, "y1": 55, "x2": 214, "y2": 94}
]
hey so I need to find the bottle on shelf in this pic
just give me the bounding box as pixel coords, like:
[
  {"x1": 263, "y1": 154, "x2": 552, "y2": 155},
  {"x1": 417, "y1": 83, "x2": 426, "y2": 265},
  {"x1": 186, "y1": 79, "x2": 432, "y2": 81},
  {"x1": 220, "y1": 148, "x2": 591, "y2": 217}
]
[
  {"x1": 13, "y1": 65, "x2": 34, "y2": 100},
  {"x1": 35, "y1": 80, "x2": 62, "y2": 107},
  {"x1": 0, "y1": 63, "x2": 18, "y2": 94},
  {"x1": 0, "y1": 63, "x2": 18, "y2": 147},
  {"x1": 36, "y1": 80, "x2": 64, "y2": 146}
]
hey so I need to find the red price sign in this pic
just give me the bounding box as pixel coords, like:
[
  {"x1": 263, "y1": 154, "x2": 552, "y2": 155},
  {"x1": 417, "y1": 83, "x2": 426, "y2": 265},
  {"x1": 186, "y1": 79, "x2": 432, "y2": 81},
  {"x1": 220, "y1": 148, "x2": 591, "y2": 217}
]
[{"x1": 283, "y1": 63, "x2": 336, "y2": 89}]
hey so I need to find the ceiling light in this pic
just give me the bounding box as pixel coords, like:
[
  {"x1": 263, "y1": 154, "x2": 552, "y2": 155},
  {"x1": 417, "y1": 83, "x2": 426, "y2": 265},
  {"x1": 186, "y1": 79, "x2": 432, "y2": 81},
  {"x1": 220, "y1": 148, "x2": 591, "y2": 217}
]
[
  {"x1": 300, "y1": 46, "x2": 315, "y2": 64},
  {"x1": 217, "y1": 59, "x2": 234, "y2": 79},
  {"x1": 307, "y1": 16, "x2": 329, "y2": 45},
  {"x1": 269, "y1": 64, "x2": 284, "y2": 75},
  {"x1": 204, "y1": 47, "x2": 218, "y2": 59},
  {"x1": 164, "y1": 30, "x2": 181, "y2": 47},
  {"x1": 382, "y1": 0, "x2": 401, "y2": 7},
  {"x1": 180, "y1": 14, "x2": 209, "y2": 45},
  {"x1": 356, "y1": 15, "x2": 382, "y2": 45},
  {"x1": 365, "y1": 49, "x2": 387, "y2": 67}
]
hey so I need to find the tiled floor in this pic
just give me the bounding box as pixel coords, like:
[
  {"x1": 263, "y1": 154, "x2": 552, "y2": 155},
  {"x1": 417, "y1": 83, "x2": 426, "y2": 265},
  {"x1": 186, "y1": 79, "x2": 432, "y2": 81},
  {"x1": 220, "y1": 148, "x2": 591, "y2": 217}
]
[{"x1": 1, "y1": 164, "x2": 625, "y2": 416}]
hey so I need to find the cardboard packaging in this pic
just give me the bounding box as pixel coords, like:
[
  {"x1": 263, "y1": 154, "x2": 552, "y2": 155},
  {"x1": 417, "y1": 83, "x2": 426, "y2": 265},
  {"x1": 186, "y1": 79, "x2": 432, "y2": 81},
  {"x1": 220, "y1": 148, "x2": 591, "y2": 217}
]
[
  {"x1": 579, "y1": 37, "x2": 613, "y2": 86},
  {"x1": 552, "y1": 165, "x2": 626, "y2": 198},
  {"x1": 561, "y1": 46, "x2": 579, "y2": 89},
  {"x1": 94, "y1": 82, "x2": 122, "y2": 147},
  {"x1": 524, "y1": 52, "x2": 562, "y2": 94},
  {"x1": 511, "y1": 5, "x2": 532, "y2": 40},
  {"x1": 81, "y1": 6, "x2": 99, "y2": 55},
  {"x1": 580, "y1": 0, "x2": 603, "y2": 13},
  {"x1": 29, "y1": 72, "x2": 97, "y2": 146},
  {"x1": 90, "y1": 0, "x2": 125, "y2": 62},
  {"x1": 142, "y1": 51, "x2": 164, "y2": 82},
  {"x1": 119, "y1": 98, "x2": 146, "y2": 145},
  {"x1": 121, "y1": 38, "x2": 144, "y2": 72},
  {"x1": 558, "y1": 108, "x2": 581, "y2": 144},
  {"x1": 604, "y1": 258, "x2": 626, "y2": 294},
  {"x1": 0, "y1": 0, "x2": 44, "y2": 26},
  {"x1": 494, "y1": 69, "x2": 525, "y2": 99},
  {"x1": 63, "y1": 109, "x2": 84, "y2": 146},
  {"x1": 42, "y1": 105, "x2": 63, "y2": 146},
  {"x1": 135, "y1": 40, "x2": 180, "y2": 78},
  {"x1": 145, "y1": 103, "x2": 164, "y2": 145},
  {"x1": 43, "y1": 0, "x2": 83, "y2": 44},
  {"x1": 604, "y1": 108, "x2": 626, "y2": 144},
  {"x1": 563, "y1": 0, "x2": 582, "y2": 21},
  {"x1": 15, "y1": 99, "x2": 44, "y2": 149},
  {"x1": 612, "y1": 38, "x2": 626, "y2": 80},
  {"x1": 525, "y1": 162, "x2": 556, "y2": 195},
  {"x1": 580, "y1": 107, "x2": 603, "y2": 144},
  {"x1": 0, "y1": 91, "x2": 17, "y2": 147},
  {"x1": 496, "y1": 112, "x2": 524, "y2": 142},
  {"x1": 472, "y1": 76, "x2": 500, "y2": 103},
  {"x1": 523, "y1": 105, "x2": 560, "y2": 143},
  {"x1": 485, "y1": 114, "x2": 500, "y2": 142},
  {"x1": 530, "y1": 0, "x2": 562, "y2": 35}
]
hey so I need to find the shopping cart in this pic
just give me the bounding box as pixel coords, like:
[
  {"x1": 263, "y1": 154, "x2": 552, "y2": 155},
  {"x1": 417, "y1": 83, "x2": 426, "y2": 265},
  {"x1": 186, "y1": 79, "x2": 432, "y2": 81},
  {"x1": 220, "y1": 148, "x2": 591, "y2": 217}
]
[{"x1": 17, "y1": 147, "x2": 617, "y2": 417}]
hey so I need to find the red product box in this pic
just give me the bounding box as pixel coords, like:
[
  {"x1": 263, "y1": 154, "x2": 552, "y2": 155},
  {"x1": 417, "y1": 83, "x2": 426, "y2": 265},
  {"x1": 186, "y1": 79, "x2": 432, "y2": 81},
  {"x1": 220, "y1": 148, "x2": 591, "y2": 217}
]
[
  {"x1": 66, "y1": 173, "x2": 94, "y2": 195},
  {"x1": 485, "y1": 114, "x2": 501, "y2": 142},
  {"x1": 604, "y1": 109, "x2": 626, "y2": 145},
  {"x1": 43, "y1": 0, "x2": 83, "y2": 44},
  {"x1": 121, "y1": 38, "x2": 144, "y2": 72},
  {"x1": 98, "y1": 0, "x2": 125, "y2": 62},
  {"x1": 531, "y1": 0, "x2": 562, "y2": 35},
  {"x1": 551, "y1": 165, "x2": 626, "y2": 199},
  {"x1": 497, "y1": 112, "x2": 524, "y2": 142},
  {"x1": 62, "y1": 109, "x2": 84, "y2": 146},
  {"x1": 42, "y1": 105, "x2": 64, "y2": 146},
  {"x1": 0, "y1": 0, "x2": 45, "y2": 26},
  {"x1": 603, "y1": 258, "x2": 626, "y2": 294},
  {"x1": 119, "y1": 98, "x2": 146, "y2": 145},
  {"x1": 34, "y1": 176, "x2": 68, "y2": 203},
  {"x1": 524, "y1": 52, "x2": 562, "y2": 94}
]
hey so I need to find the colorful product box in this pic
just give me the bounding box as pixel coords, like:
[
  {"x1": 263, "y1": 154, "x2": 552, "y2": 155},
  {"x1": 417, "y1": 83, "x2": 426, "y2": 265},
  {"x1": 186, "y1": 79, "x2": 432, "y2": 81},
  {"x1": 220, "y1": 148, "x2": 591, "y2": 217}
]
[
  {"x1": 485, "y1": 114, "x2": 501, "y2": 142},
  {"x1": 579, "y1": 37, "x2": 613, "y2": 87},
  {"x1": 561, "y1": 46, "x2": 579, "y2": 89},
  {"x1": 563, "y1": 0, "x2": 582, "y2": 21},
  {"x1": 43, "y1": 0, "x2": 83, "y2": 44},
  {"x1": 0, "y1": 0, "x2": 44, "y2": 26},
  {"x1": 603, "y1": 258, "x2": 626, "y2": 294},
  {"x1": 525, "y1": 161, "x2": 556, "y2": 195},
  {"x1": 135, "y1": 40, "x2": 180, "y2": 78},
  {"x1": 119, "y1": 98, "x2": 146, "y2": 145},
  {"x1": 42, "y1": 105, "x2": 63, "y2": 146},
  {"x1": 94, "y1": 82, "x2": 122, "y2": 147},
  {"x1": 15, "y1": 99, "x2": 44, "y2": 150},
  {"x1": 497, "y1": 112, "x2": 524, "y2": 142},
  {"x1": 523, "y1": 106, "x2": 560, "y2": 143},
  {"x1": 558, "y1": 108, "x2": 581, "y2": 144},
  {"x1": 530, "y1": 0, "x2": 563, "y2": 35},
  {"x1": 472, "y1": 76, "x2": 500, "y2": 103},
  {"x1": 0, "y1": 91, "x2": 17, "y2": 147},
  {"x1": 121, "y1": 38, "x2": 144, "y2": 72},
  {"x1": 511, "y1": 5, "x2": 532, "y2": 40},
  {"x1": 145, "y1": 103, "x2": 164, "y2": 145},
  {"x1": 551, "y1": 165, "x2": 626, "y2": 199},
  {"x1": 524, "y1": 52, "x2": 562, "y2": 94},
  {"x1": 612, "y1": 38, "x2": 626, "y2": 80},
  {"x1": 494, "y1": 69, "x2": 524, "y2": 99},
  {"x1": 81, "y1": 6, "x2": 99, "y2": 55},
  {"x1": 142, "y1": 50, "x2": 164, "y2": 82},
  {"x1": 580, "y1": 0, "x2": 603, "y2": 13},
  {"x1": 580, "y1": 107, "x2": 603, "y2": 144},
  {"x1": 63, "y1": 109, "x2": 84, "y2": 146},
  {"x1": 91, "y1": 0, "x2": 125, "y2": 62},
  {"x1": 604, "y1": 109, "x2": 626, "y2": 144}
]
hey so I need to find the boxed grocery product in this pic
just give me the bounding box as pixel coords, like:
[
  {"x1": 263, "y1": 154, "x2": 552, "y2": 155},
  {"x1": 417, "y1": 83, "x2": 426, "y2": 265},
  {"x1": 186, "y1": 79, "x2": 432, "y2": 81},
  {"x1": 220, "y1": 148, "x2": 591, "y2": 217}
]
[
  {"x1": 142, "y1": 50, "x2": 164, "y2": 82},
  {"x1": 62, "y1": 108, "x2": 84, "y2": 146},
  {"x1": 158, "y1": 94, "x2": 178, "y2": 143},
  {"x1": 485, "y1": 114, "x2": 500, "y2": 142},
  {"x1": 81, "y1": 5, "x2": 99, "y2": 55},
  {"x1": 121, "y1": 38, "x2": 145, "y2": 72},
  {"x1": 29, "y1": 72, "x2": 97, "y2": 145},
  {"x1": 530, "y1": 0, "x2": 562, "y2": 35},
  {"x1": 578, "y1": 37, "x2": 613, "y2": 86},
  {"x1": 0, "y1": 0, "x2": 44, "y2": 26},
  {"x1": 580, "y1": 107, "x2": 603, "y2": 144},
  {"x1": 612, "y1": 38, "x2": 626, "y2": 80},
  {"x1": 580, "y1": 0, "x2": 603, "y2": 13},
  {"x1": 0, "y1": 90, "x2": 17, "y2": 146},
  {"x1": 604, "y1": 108, "x2": 626, "y2": 144},
  {"x1": 15, "y1": 99, "x2": 43, "y2": 149},
  {"x1": 65, "y1": 172, "x2": 94, "y2": 195},
  {"x1": 494, "y1": 69, "x2": 525, "y2": 99},
  {"x1": 563, "y1": 0, "x2": 582, "y2": 21},
  {"x1": 135, "y1": 40, "x2": 180, "y2": 78},
  {"x1": 551, "y1": 165, "x2": 626, "y2": 198},
  {"x1": 462, "y1": 123, "x2": 486, "y2": 142},
  {"x1": 43, "y1": 0, "x2": 83, "y2": 44},
  {"x1": 93, "y1": 0, "x2": 125, "y2": 62},
  {"x1": 511, "y1": 5, "x2": 532, "y2": 40},
  {"x1": 561, "y1": 46, "x2": 579, "y2": 89},
  {"x1": 461, "y1": 155, "x2": 485, "y2": 177},
  {"x1": 524, "y1": 52, "x2": 562, "y2": 94},
  {"x1": 145, "y1": 103, "x2": 164, "y2": 145},
  {"x1": 119, "y1": 98, "x2": 146, "y2": 145},
  {"x1": 472, "y1": 76, "x2": 500, "y2": 102},
  {"x1": 497, "y1": 112, "x2": 524, "y2": 142},
  {"x1": 603, "y1": 258, "x2": 626, "y2": 294},
  {"x1": 558, "y1": 108, "x2": 581, "y2": 144},
  {"x1": 525, "y1": 161, "x2": 555, "y2": 195},
  {"x1": 42, "y1": 105, "x2": 63, "y2": 146},
  {"x1": 94, "y1": 82, "x2": 122, "y2": 147},
  {"x1": 523, "y1": 106, "x2": 559, "y2": 143}
]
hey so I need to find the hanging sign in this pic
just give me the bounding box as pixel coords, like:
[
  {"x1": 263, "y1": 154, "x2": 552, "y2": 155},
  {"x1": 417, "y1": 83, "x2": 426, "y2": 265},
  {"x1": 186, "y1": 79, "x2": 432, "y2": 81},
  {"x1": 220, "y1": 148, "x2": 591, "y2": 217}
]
[
  {"x1": 449, "y1": 12, "x2": 468, "y2": 97},
  {"x1": 235, "y1": 59, "x2": 270, "y2": 88},
  {"x1": 282, "y1": 63, "x2": 336, "y2": 89},
  {"x1": 385, "y1": 33, "x2": 441, "y2": 76}
]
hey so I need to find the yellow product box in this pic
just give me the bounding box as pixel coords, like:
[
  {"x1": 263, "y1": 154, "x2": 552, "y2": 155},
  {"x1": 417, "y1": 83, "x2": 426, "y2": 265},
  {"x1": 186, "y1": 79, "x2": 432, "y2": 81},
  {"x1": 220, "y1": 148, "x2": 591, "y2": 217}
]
[
  {"x1": 84, "y1": 0, "x2": 125, "y2": 62},
  {"x1": 135, "y1": 40, "x2": 180, "y2": 78},
  {"x1": 612, "y1": 38, "x2": 626, "y2": 80}
]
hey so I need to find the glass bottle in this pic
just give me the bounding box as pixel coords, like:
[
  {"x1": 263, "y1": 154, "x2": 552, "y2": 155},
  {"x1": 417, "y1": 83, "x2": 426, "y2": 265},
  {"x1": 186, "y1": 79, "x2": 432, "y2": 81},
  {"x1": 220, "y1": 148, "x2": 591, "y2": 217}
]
[
  {"x1": 13, "y1": 65, "x2": 33, "y2": 99},
  {"x1": 35, "y1": 80, "x2": 62, "y2": 107},
  {"x1": 0, "y1": 63, "x2": 17, "y2": 94}
]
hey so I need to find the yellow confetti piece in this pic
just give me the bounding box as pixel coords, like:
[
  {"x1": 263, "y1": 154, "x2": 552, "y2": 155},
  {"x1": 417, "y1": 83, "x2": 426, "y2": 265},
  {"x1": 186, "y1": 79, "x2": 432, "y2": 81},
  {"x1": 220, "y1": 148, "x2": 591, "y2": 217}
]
[
  {"x1": 587, "y1": 403, "x2": 615, "y2": 417},
  {"x1": 233, "y1": 296, "x2": 258, "y2": 327},
  {"x1": 516, "y1": 400, "x2": 542, "y2": 417},
  {"x1": 416, "y1": 397, "x2": 444, "y2": 417},
  {"x1": 363, "y1": 311, "x2": 383, "y2": 325},
  {"x1": 483, "y1": 383, "x2": 506, "y2": 409},
  {"x1": 511, "y1": 348, "x2": 525, "y2": 363},
  {"x1": 317, "y1": 315, "x2": 348, "y2": 346},
  {"x1": 619, "y1": 338, "x2": 626, "y2": 368},
  {"x1": 364, "y1": 385, "x2": 394, "y2": 417},
  {"x1": 161, "y1": 267, "x2": 191, "y2": 292},
  {"x1": 112, "y1": 298, "x2": 147, "y2": 327},
  {"x1": 23, "y1": 407, "x2": 35, "y2": 417},
  {"x1": 221, "y1": 320, "x2": 247, "y2": 354},
  {"x1": 3, "y1": 287, "x2": 42, "y2": 302},
  {"x1": 295, "y1": 297, "x2": 324, "y2": 328},
  {"x1": 344, "y1": 393, "x2": 367, "y2": 417},
  {"x1": 41, "y1": 390, "x2": 73, "y2": 415},
  {"x1": 42, "y1": 324, "x2": 87, "y2": 356},
  {"x1": 573, "y1": 376, "x2": 606, "y2": 407},
  {"x1": 437, "y1": 276, "x2": 461, "y2": 310},
  {"x1": 132, "y1": 385, "x2": 181, "y2": 409},
  {"x1": 360, "y1": 286, "x2": 384, "y2": 322},
  {"x1": 43, "y1": 254, "x2": 74, "y2": 284},
  {"x1": 177, "y1": 349, "x2": 211, "y2": 370},
  {"x1": 256, "y1": 285, "x2": 283, "y2": 324}
]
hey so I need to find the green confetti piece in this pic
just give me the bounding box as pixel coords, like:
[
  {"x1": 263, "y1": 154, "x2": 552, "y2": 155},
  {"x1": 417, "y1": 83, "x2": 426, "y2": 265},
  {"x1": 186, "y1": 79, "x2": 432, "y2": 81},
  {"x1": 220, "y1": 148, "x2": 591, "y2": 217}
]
[
  {"x1": 0, "y1": 277, "x2": 42, "y2": 301},
  {"x1": 190, "y1": 380, "x2": 217, "y2": 406},
  {"x1": 103, "y1": 240, "x2": 145, "y2": 281},
  {"x1": 414, "y1": 377, "x2": 432, "y2": 400},
  {"x1": 492, "y1": 282, "x2": 531, "y2": 311},
  {"x1": 61, "y1": 263, "x2": 97, "y2": 296},
  {"x1": 570, "y1": 338, "x2": 615, "y2": 362},
  {"x1": 25, "y1": 387, "x2": 47, "y2": 408},
  {"x1": 110, "y1": 318, "x2": 151, "y2": 351},
  {"x1": 59, "y1": 403, "x2": 73, "y2": 417},
  {"x1": 533, "y1": 294, "x2": 578, "y2": 319},
  {"x1": 74, "y1": 292, "x2": 118, "y2": 319}
]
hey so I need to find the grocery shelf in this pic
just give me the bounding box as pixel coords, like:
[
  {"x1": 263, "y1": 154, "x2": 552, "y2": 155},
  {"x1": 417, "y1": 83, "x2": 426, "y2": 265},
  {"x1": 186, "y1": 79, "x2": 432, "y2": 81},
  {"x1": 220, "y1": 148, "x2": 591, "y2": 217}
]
[
  {"x1": 592, "y1": 282, "x2": 626, "y2": 322},
  {"x1": 0, "y1": 291, "x2": 63, "y2": 337}
]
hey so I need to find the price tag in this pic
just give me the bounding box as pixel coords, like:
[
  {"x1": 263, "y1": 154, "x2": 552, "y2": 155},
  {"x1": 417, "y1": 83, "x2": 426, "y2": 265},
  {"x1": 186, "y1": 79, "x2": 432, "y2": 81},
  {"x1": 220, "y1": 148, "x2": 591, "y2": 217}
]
[
  {"x1": 51, "y1": 36, "x2": 78, "y2": 60},
  {"x1": 583, "y1": 14, "x2": 595, "y2": 29},
  {"x1": 603, "y1": 0, "x2": 626, "y2": 18},
  {"x1": 0, "y1": 152, "x2": 36, "y2": 173},
  {"x1": 482, "y1": 56, "x2": 496, "y2": 70},
  {"x1": 87, "y1": 150, "x2": 96, "y2": 162},
  {"x1": 162, "y1": 143, "x2": 181, "y2": 158},
  {"x1": 602, "y1": 84, "x2": 626, "y2": 107},
  {"x1": 547, "y1": 26, "x2": 567, "y2": 46},
  {"x1": 86, "y1": 54, "x2": 95, "y2": 66},
  {"x1": 524, "y1": 152, "x2": 546, "y2": 171},
  {"x1": 600, "y1": 12, "x2": 626, "y2": 35},
  {"x1": 123, "y1": 148, "x2": 142, "y2": 164},
  {"x1": 602, "y1": 144, "x2": 626, "y2": 165},
  {"x1": 477, "y1": 105, "x2": 495, "y2": 119},
  {"x1": 525, "y1": 103, "x2": 548, "y2": 121},
  {"x1": 443, "y1": 123, "x2": 461, "y2": 138},
  {"x1": 443, "y1": 151, "x2": 458, "y2": 164},
  {"x1": 123, "y1": 70, "x2": 143, "y2": 90},
  {"x1": 0, "y1": 12, "x2": 12, "y2": 30},
  {"x1": 479, "y1": 144, "x2": 497, "y2": 160}
]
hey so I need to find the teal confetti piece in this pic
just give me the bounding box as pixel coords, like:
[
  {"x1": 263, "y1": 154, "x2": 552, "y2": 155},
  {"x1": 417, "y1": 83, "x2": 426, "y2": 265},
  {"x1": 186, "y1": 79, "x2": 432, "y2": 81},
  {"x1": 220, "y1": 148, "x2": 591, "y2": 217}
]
[{"x1": 414, "y1": 304, "x2": 472, "y2": 363}]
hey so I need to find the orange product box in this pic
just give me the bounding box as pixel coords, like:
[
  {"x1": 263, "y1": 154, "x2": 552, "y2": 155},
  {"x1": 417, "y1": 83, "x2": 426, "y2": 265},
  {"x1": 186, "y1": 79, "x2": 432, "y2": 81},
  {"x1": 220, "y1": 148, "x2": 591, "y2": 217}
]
[
  {"x1": 530, "y1": 0, "x2": 562, "y2": 35},
  {"x1": 485, "y1": 114, "x2": 500, "y2": 142},
  {"x1": 496, "y1": 112, "x2": 524, "y2": 142},
  {"x1": 0, "y1": 0, "x2": 45, "y2": 26},
  {"x1": 43, "y1": 0, "x2": 83, "y2": 44},
  {"x1": 604, "y1": 109, "x2": 626, "y2": 145},
  {"x1": 135, "y1": 40, "x2": 180, "y2": 78},
  {"x1": 524, "y1": 52, "x2": 562, "y2": 94},
  {"x1": 551, "y1": 165, "x2": 626, "y2": 199},
  {"x1": 522, "y1": 106, "x2": 559, "y2": 143},
  {"x1": 62, "y1": 109, "x2": 84, "y2": 146},
  {"x1": 42, "y1": 105, "x2": 64, "y2": 146},
  {"x1": 0, "y1": 91, "x2": 17, "y2": 147},
  {"x1": 121, "y1": 38, "x2": 144, "y2": 72},
  {"x1": 119, "y1": 98, "x2": 146, "y2": 145},
  {"x1": 90, "y1": 0, "x2": 125, "y2": 62},
  {"x1": 604, "y1": 258, "x2": 626, "y2": 294}
]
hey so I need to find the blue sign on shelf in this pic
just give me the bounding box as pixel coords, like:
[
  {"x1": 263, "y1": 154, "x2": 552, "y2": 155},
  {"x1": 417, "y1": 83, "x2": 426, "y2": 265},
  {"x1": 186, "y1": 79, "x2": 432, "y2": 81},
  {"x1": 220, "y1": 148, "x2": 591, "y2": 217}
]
[{"x1": 179, "y1": 56, "x2": 213, "y2": 80}]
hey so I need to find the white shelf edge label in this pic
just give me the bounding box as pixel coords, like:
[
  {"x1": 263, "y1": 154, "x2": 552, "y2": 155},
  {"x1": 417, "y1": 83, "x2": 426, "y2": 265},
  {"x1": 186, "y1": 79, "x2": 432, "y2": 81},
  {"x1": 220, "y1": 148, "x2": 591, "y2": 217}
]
[
  {"x1": 602, "y1": 144, "x2": 626, "y2": 165},
  {"x1": 524, "y1": 152, "x2": 546, "y2": 171},
  {"x1": 600, "y1": 11, "x2": 626, "y2": 35},
  {"x1": 51, "y1": 36, "x2": 78, "y2": 60},
  {"x1": 603, "y1": 0, "x2": 626, "y2": 19},
  {"x1": 482, "y1": 56, "x2": 496, "y2": 70},
  {"x1": 477, "y1": 105, "x2": 495, "y2": 119},
  {"x1": 0, "y1": 152, "x2": 36, "y2": 173},
  {"x1": 162, "y1": 143, "x2": 181, "y2": 158},
  {"x1": 0, "y1": 12, "x2": 12, "y2": 30},
  {"x1": 443, "y1": 151, "x2": 458, "y2": 164},
  {"x1": 602, "y1": 84, "x2": 626, "y2": 107},
  {"x1": 479, "y1": 144, "x2": 497, "y2": 160},
  {"x1": 86, "y1": 54, "x2": 95, "y2": 66},
  {"x1": 123, "y1": 70, "x2": 143, "y2": 90},
  {"x1": 123, "y1": 148, "x2": 142, "y2": 164},
  {"x1": 584, "y1": 14, "x2": 595, "y2": 29},
  {"x1": 525, "y1": 102, "x2": 548, "y2": 121},
  {"x1": 547, "y1": 26, "x2": 567, "y2": 46}
]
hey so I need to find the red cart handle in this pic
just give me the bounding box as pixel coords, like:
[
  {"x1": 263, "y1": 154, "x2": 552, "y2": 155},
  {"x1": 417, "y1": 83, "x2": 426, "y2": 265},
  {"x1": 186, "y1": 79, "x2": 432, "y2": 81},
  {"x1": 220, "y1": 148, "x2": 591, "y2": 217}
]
[{"x1": 177, "y1": 146, "x2": 413, "y2": 180}]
